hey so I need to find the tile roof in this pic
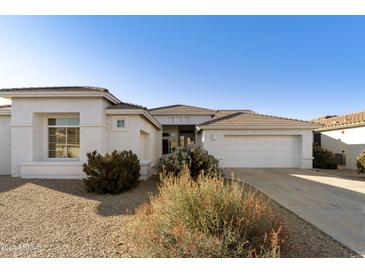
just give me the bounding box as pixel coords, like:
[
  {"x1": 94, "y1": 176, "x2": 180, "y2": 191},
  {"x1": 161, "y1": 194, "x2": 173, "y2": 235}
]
[
  {"x1": 149, "y1": 104, "x2": 216, "y2": 115},
  {"x1": 0, "y1": 86, "x2": 109, "y2": 93},
  {"x1": 199, "y1": 111, "x2": 317, "y2": 128},
  {"x1": 107, "y1": 102, "x2": 147, "y2": 110},
  {"x1": 312, "y1": 110, "x2": 365, "y2": 130},
  {"x1": 213, "y1": 109, "x2": 255, "y2": 119}
]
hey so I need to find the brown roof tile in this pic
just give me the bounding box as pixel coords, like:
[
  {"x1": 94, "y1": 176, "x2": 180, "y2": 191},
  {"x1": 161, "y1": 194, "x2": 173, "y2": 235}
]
[
  {"x1": 199, "y1": 111, "x2": 317, "y2": 128},
  {"x1": 312, "y1": 110, "x2": 365, "y2": 130}
]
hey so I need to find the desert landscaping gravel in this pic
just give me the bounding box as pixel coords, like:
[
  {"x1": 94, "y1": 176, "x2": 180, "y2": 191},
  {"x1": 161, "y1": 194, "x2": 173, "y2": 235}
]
[
  {"x1": 0, "y1": 176, "x2": 158, "y2": 257},
  {"x1": 0, "y1": 176, "x2": 360, "y2": 258}
]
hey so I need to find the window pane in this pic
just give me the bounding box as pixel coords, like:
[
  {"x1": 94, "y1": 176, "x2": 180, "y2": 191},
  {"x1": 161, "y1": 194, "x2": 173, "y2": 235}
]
[
  {"x1": 117, "y1": 119, "x2": 125, "y2": 128},
  {"x1": 48, "y1": 127, "x2": 57, "y2": 135},
  {"x1": 56, "y1": 128, "x2": 66, "y2": 143},
  {"x1": 56, "y1": 150, "x2": 65, "y2": 158},
  {"x1": 48, "y1": 134, "x2": 56, "y2": 142},
  {"x1": 48, "y1": 142, "x2": 56, "y2": 151},
  {"x1": 67, "y1": 144, "x2": 80, "y2": 158},
  {"x1": 67, "y1": 118, "x2": 80, "y2": 126},
  {"x1": 55, "y1": 118, "x2": 68, "y2": 126},
  {"x1": 56, "y1": 144, "x2": 67, "y2": 158},
  {"x1": 67, "y1": 128, "x2": 80, "y2": 143},
  {"x1": 48, "y1": 118, "x2": 56, "y2": 126},
  {"x1": 48, "y1": 151, "x2": 56, "y2": 158}
]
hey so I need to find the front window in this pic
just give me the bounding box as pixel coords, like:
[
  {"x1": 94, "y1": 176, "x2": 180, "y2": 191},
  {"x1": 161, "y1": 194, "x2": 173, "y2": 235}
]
[
  {"x1": 48, "y1": 118, "x2": 80, "y2": 158},
  {"x1": 116, "y1": 119, "x2": 125, "y2": 128}
]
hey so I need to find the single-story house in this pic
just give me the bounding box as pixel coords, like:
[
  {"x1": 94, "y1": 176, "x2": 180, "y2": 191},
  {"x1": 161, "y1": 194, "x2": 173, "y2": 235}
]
[
  {"x1": 0, "y1": 86, "x2": 318, "y2": 179},
  {"x1": 312, "y1": 111, "x2": 365, "y2": 170}
]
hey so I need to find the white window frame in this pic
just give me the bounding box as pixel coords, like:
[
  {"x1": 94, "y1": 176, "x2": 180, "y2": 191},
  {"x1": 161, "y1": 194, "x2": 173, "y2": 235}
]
[
  {"x1": 112, "y1": 116, "x2": 128, "y2": 131},
  {"x1": 47, "y1": 118, "x2": 80, "y2": 160}
]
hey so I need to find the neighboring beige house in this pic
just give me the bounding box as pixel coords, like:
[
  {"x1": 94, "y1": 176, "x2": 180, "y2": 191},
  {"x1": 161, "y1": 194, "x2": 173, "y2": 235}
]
[
  {"x1": 312, "y1": 111, "x2": 365, "y2": 170},
  {"x1": 0, "y1": 86, "x2": 318, "y2": 179}
]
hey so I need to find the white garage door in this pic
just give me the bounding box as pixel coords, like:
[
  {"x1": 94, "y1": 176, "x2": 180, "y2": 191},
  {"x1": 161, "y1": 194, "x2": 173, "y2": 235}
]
[{"x1": 223, "y1": 135, "x2": 300, "y2": 168}]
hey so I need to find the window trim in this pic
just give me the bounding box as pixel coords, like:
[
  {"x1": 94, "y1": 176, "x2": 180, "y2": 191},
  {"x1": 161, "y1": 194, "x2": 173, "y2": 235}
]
[
  {"x1": 47, "y1": 118, "x2": 80, "y2": 160},
  {"x1": 112, "y1": 116, "x2": 128, "y2": 131}
]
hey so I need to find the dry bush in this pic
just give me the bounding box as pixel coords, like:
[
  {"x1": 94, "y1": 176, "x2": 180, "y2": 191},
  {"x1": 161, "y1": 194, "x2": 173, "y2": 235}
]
[{"x1": 124, "y1": 168, "x2": 282, "y2": 258}]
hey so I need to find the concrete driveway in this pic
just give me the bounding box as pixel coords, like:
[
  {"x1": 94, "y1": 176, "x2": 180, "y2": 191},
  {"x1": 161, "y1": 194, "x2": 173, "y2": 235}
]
[{"x1": 225, "y1": 168, "x2": 365, "y2": 257}]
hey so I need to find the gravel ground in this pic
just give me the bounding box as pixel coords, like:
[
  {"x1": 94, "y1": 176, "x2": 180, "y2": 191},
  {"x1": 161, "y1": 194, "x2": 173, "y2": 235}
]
[
  {"x1": 0, "y1": 176, "x2": 360, "y2": 258},
  {"x1": 0, "y1": 176, "x2": 158, "y2": 258}
]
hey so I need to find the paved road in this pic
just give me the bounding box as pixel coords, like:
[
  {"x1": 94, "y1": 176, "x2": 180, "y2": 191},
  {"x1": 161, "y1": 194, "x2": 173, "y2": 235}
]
[{"x1": 225, "y1": 168, "x2": 365, "y2": 257}]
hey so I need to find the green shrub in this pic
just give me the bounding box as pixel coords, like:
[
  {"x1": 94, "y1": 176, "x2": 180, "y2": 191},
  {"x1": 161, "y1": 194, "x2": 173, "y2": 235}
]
[
  {"x1": 313, "y1": 145, "x2": 337, "y2": 169},
  {"x1": 356, "y1": 151, "x2": 365, "y2": 174},
  {"x1": 125, "y1": 168, "x2": 282, "y2": 258},
  {"x1": 155, "y1": 144, "x2": 222, "y2": 179},
  {"x1": 83, "y1": 150, "x2": 140, "y2": 194}
]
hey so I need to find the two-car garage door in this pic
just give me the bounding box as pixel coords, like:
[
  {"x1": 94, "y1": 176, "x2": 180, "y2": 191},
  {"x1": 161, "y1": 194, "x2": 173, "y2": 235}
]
[{"x1": 223, "y1": 135, "x2": 301, "y2": 168}]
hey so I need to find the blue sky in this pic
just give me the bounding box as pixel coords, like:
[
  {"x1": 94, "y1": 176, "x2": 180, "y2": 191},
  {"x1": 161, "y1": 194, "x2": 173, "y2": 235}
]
[{"x1": 0, "y1": 16, "x2": 364, "y2": 120}]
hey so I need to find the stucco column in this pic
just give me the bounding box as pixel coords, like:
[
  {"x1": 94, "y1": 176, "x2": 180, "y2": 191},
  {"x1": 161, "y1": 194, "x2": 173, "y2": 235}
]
[{"x1": 301, "y1": 132, "x2": 313, "y2": 169}]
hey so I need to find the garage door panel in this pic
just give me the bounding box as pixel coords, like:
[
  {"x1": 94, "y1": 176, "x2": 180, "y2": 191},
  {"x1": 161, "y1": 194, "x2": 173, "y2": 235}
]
[{"x1": 223, "y1": 135, "x2": 300, "y2": 168}]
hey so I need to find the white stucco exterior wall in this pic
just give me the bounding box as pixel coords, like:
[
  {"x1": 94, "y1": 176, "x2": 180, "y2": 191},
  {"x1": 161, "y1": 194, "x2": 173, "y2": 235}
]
[
  {"x1": 10, "y1": 97, "x2": 111, "y2": 177},
  {"x1": 320, "y1": 126, "x2": 365, "y2": 170},
  {"x1": 347, "y1": 145, "x2": 365, "y2": 170},
  {"x1": 320, "y1": 134, "x2": 348, "y2": 155},
  {"x1": 108, "y1": 114, "x2": 160, "y2": 174},
  {"x1": 0, "y1": 115, "x2": 11, "y2": 175},
  {"x1": 8, "y1": 96, "x2": 162, "y2": 179},
  {"x1": 321, "y1": 126, "x2": 365, "y2": 145},
  {"x1": 200, "y1": 129, "x2": 313, "y2": 169}
]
